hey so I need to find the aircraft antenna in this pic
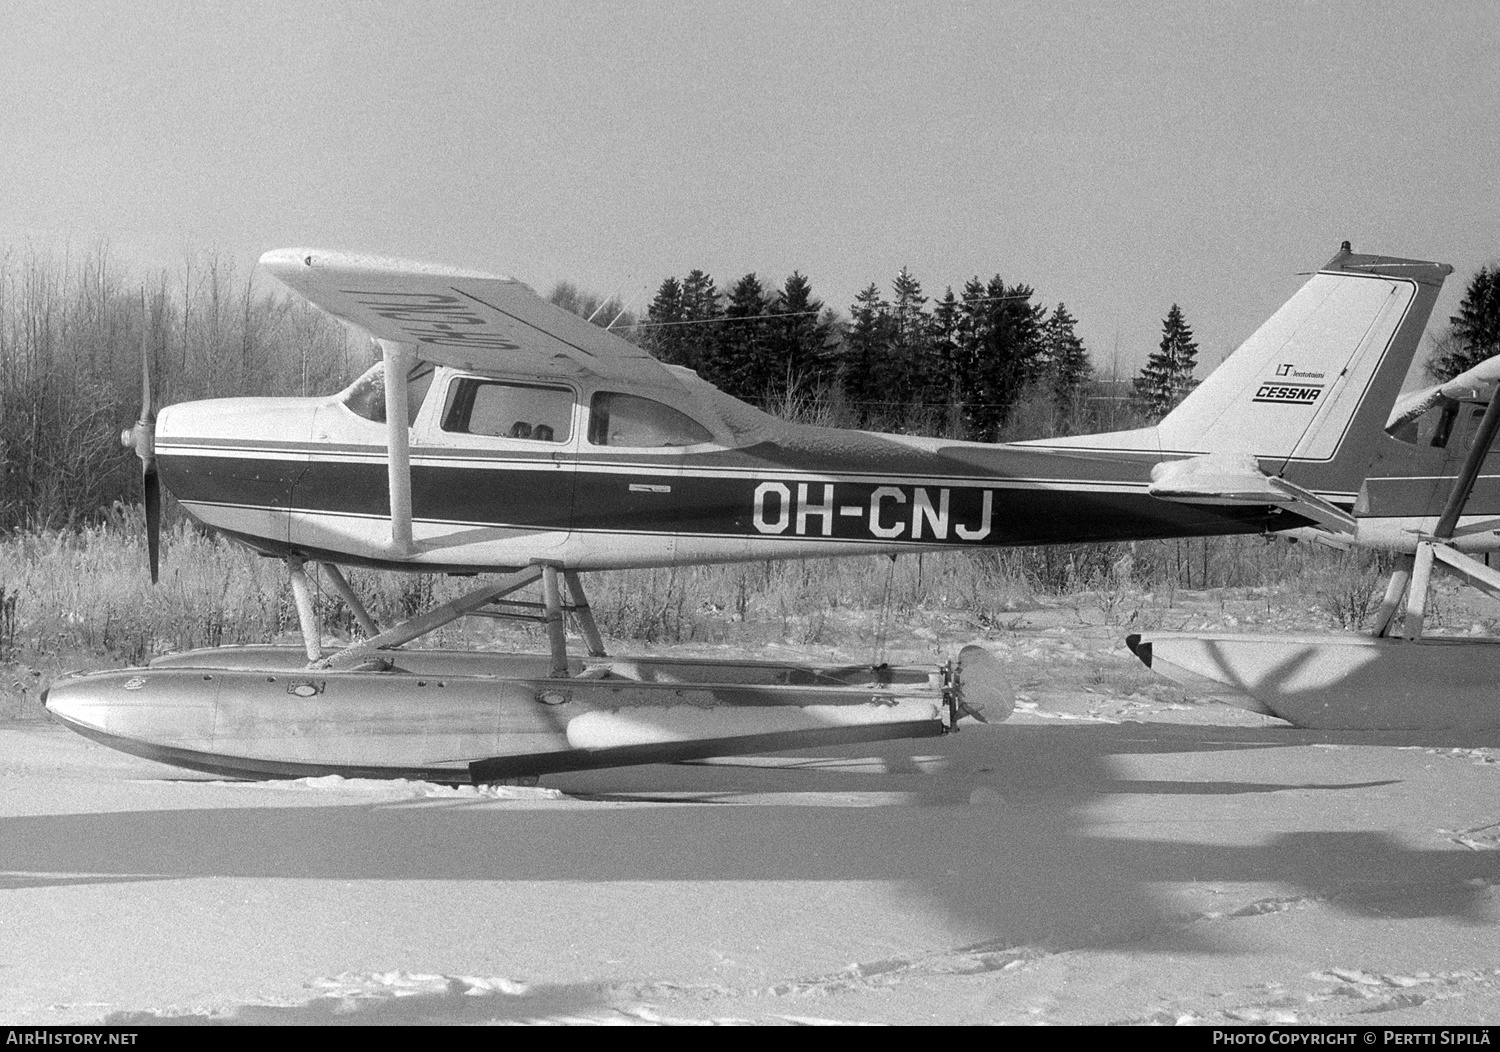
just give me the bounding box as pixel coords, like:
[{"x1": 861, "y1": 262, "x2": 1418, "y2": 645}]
[
  {"x1": 1111, "y1": 330, "x2": 1120, "y2": 430},
  {"x1": 586, "y1": 283, "x2": 628, "y2": 325},
  {"x1": 605, "y1": 282, "x2": 650, "y2": 332}
]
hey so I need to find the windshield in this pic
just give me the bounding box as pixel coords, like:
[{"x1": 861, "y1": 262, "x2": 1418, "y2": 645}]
[{"x1": 341, "y1": 361, "x2": 435, "y2": 426}]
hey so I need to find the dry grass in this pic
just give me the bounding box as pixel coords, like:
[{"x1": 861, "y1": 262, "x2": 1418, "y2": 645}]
[{"x1": 0, "y1": 519, "x2": 1462, "y2": 720}]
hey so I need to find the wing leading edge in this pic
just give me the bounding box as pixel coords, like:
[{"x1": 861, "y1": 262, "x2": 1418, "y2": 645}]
[{"x1": 259, "y1": 248, "x2": 686, "y2": 400}]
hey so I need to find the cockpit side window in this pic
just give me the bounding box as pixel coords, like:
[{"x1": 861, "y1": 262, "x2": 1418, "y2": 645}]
[
  {"x1": 341, "y1": 361, "x2": 436, "y2": 426},
  {"x1": 440, "y1": 379, "x2": 573, "y2": 442},
  {"x1": 588, "y1": 392, "x2": 713, "y2": 447}
]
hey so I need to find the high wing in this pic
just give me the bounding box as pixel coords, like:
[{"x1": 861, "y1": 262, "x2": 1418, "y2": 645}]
[{"x1": 258, "y1": 248, "x2": 686, "y2": 399}]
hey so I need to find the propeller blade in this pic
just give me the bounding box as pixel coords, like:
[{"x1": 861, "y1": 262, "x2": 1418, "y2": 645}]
[
  {"x1": 140, "y1": 312, "x2": 153, "y2": 422},
  {"x1": 953, "y1": 644, "x2": 1012, "y2": 723},
  {"x1": 143, "y1": 461, "x2": 161, "y2": 584},
  {"x1": 123, "y1": 289, "x2": 162, "y2": 584},
  {"x1": 958, "y1": 700, "x2": 990, "y2": 723}
]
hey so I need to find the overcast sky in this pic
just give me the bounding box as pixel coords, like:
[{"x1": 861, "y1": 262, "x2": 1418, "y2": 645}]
[{"x1": 3, "y1": 0, "x2": 1496, "y2": 376}]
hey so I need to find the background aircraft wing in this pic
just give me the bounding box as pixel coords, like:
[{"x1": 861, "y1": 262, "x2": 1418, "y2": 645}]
[
  {"x1": 1387, "y1": 352, "x2": 1500, "y2": 431},
  {"x1": 259, "y1": 248, "x2": 684, "y2": 396}
]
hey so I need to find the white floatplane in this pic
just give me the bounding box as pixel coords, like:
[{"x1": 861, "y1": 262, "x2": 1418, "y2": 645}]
[{"x1": 45, "y1": 243, "x2": 1454, "y2": 779}]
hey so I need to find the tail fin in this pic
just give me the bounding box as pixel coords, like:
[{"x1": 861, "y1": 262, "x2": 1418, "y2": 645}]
[{"x1": 1031, "y1": 244, "x2": 1452, "y2": 495}]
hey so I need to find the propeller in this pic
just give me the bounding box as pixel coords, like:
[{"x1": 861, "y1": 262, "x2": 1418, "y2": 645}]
[
  {"x1": 120, "y1": 294, "x2": 160, "y2": 583},
  {"x1": 950, "y1": 644, "x2": 1013, "y2": 724}
]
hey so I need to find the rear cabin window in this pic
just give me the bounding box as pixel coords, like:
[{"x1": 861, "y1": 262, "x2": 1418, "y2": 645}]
[
  {"x1": 342, "y1": 361, "x2": 436, "y2": 426},
  {"x1": 588, "y1": 392, "x2": 713, "y2": 447},
  {"x1": 441, "y1": 379, "x2": 573, "y2": 442}
]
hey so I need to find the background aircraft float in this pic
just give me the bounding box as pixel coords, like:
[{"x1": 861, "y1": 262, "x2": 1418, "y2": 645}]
[{"x1": 45, "y1": 244, "x2": 1454, "y2": 781}]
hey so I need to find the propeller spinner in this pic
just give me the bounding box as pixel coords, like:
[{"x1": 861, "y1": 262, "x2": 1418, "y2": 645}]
[{"x1": 120, "y1": 296, "x2": 160, "y2": 583}]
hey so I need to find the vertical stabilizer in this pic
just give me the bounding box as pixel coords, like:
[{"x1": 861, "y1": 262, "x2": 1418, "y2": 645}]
[{"x1": 1028, "y1": 246, "x2": 1452, "y2": 484}]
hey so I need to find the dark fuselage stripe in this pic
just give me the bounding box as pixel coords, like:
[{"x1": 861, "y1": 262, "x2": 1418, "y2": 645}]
[{"x1": 162, "y1": 452, "x2": 1286, "y2": 548}]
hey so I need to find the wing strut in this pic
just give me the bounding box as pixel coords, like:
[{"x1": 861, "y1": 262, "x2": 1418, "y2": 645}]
[{"x1": 378, "y1": 340, "x2": 416, "y2": 557}]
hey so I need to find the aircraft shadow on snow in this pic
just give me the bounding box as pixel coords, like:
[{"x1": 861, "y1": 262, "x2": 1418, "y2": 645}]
[{"x1": 4, "y1": 724, "x2": 1497, "y2": 952}]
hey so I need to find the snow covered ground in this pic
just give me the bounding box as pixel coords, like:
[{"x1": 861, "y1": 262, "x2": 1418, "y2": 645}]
[{"x1": 3, "y1": 618, "x2": 1500, "y2": 1025}]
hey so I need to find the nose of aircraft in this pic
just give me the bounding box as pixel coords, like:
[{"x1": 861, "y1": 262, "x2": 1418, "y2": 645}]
[{"x1": 155, "y1": 396, "x2": 321, "y2": 445}]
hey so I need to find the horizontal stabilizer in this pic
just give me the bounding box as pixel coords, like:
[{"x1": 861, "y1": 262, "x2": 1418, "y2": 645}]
[
  {"x1": 1147, "y1": 453, "x2": 1356, "y2": 533},
  {"x1": 1148, "y1": 452, "x2": 1282, "y2": 503}
]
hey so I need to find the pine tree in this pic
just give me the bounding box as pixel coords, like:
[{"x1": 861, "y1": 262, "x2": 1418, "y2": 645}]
[
  {"x1": 1132, "y1": 303, "x2": 1199, "y2": 419},
  {"x1": 929, "y1": 287, "x2": 964, "y2": 434},
  {"x1": 643, "y1": 276, "x2": 689, "y2": 366},
  {"x1": 703, "y1": 272, "x2": 772, "y2": 400},
  {"x1": 1428, "y1": 266, "x2": 1500, "y2": 381},
  {"x1": 842, "y1": 283, "x2": 893, "y2": 422},
  {"x1": 677, "y1": 269, "x2": 722, "y2": 372},
  {"x1": 887, "y1": 268, "x2": 936, "y2": 422},
  {"x1": 641, "y1": 270, "x2": 721, "y2": 372},
  {"x1": 681, "y1": 269, "x2": 721, "y2": 322},
  {"x1": 766, "y1": 271, "x2": 835, "y2": 394},
  {"x1": 1038, "y1": 302, "x2": 1093, "y2": 408},
  {"x1": 956, "y1": 276, "x2": 1044, "y2": 440}
]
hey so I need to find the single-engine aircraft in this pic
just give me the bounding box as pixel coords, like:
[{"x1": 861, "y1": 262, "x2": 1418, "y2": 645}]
[{"x1": 44, "y1": 243, "x2": 1455, "y2": 780}]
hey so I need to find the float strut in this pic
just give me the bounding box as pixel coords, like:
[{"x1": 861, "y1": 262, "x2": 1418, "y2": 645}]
[
  {"x1": 1403, "y1": 542, "x2": 1435, "y2": 641},
  {"x1": 542, "y1": 566, "x2": 569, "y2": 677},
  {"x1": 315, "y1": 567, "x2": 543, "y2": 671},
  {"x1": 321, "y1": 563, "x2": 380, "y2": 638},
  {"x1": 563, "y1": 570, "x2": 607, "y2": 657},
  {"x1": 287, "y1": 556, "x2": 323, "y2": 662},
  {"x1": 1370, "y1": 554, "x2": 1413, "y2": 639}
]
